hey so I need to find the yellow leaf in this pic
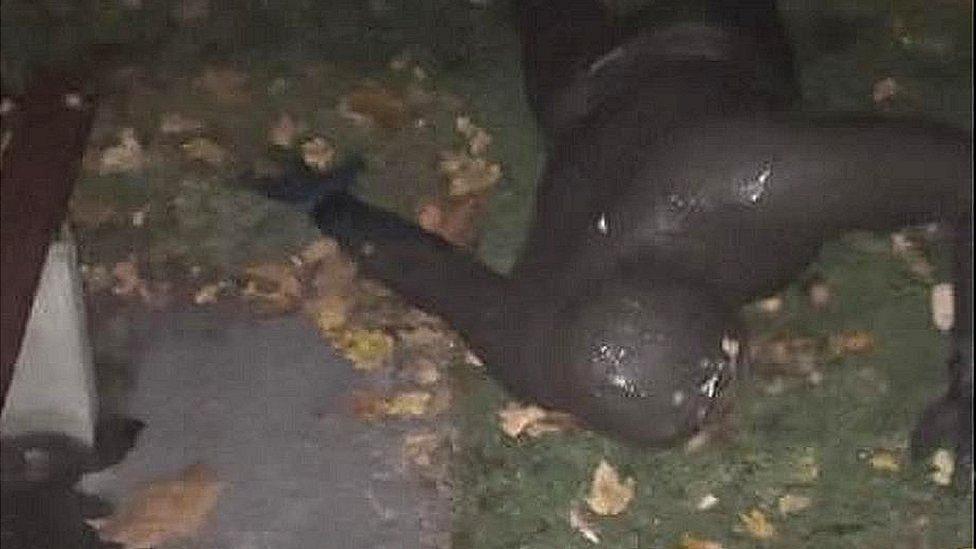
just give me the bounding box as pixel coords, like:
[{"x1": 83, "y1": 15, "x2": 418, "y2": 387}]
[
  {"x1": 334, "y1": 329, "x2": 394, "y2": 371},
  {"x1": 869, "y1": 449, "x2": 901, "y2": 473},
  {"x1": 585, "y1": 459, "x2": 635, "y2": 516},
  {"x1": 679, "y1": 533, "x2": 725, "y2": 549},
  {"x1": 738, "y1": 509, "x2": 776, "y2": 540},
  {"x1": 383, "y1": 390, "x2": 432, "y2": 417}
]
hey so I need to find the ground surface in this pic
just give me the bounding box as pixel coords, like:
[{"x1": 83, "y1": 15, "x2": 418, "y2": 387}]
[
  {"x1": 1, "y1": 0, "x2": 972, "y2": 548},
  {"x1": 82, "y1": 304, "x2": 447, "y2": 549}
]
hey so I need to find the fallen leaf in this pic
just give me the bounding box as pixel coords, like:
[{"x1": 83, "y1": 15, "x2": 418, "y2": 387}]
[
  {"x1": 334, "y1": 329, "x2": 394, "y2": 371},
  {"x1": 307, "y1": 293, "x2": 351, "y2": 333},
  {"x1": 738, "y1": 509, "x2": 775, "y2": 540},
  {"x1": 777, "y1": 494, "x2": 812, "y2": 515},
  {"x1": 750, "y1": 334, "x2": 820, "y2": 376},
  {"x1": 99, "y1": 128, "x2": 144, "y2": 175},
  {"x1": 829, "y1": 331, "x2": 876, "y2": 356},
  {"x1": 931, "y1": 283, "x2": 954, "y2": 331},
  {"x1": 497, "y1": 402, "x2": 548, "y2": 438},
  {"x1": 438, "y1": 151, "x2": 502, "y2": 196},
  {"x1": 181, "y1": 137, "x2": 229, "y2": 165},
  {"x1": 350, "y1": 390, "x2": 389, "y2": 422},
  {"x1": 112, "y1": 260, "x2": 148, "y2": 298},
  {"x1": 194, "y1": 67, "x2": 250, "y2": 104},
  {"x1": 569, "y1": 505, "x2": 601, "y2": 544},
  {"x1": 242, "y1": 263, "x2": 302, "y2": 312},
  {"x1": 193, "y1": 283, "x2": 221, "y2": 305},
  {"x1": 159, "y1": 113, "x2": 204, "y2": 134},
  {"x1": 405, "y1": 358, "x2": 441, "y2": 385},
  {"x1": 468, "y1": 128, "x2": 492, "y2": 157},
  {"x1": 696, "y1": 493, "x2": 720, "y2": 511},
  {"x1": 586, "y1": 460, "x2": 635, "y2": 516},
  {"x1": 929, "y1": 448, "x2": 955, "y2": 486},
  {"x1": 338, "y1": 87, "x2": 410, "y2": 129},
  {"x1": 402, "y1": 430, "x2": 441, "y2": 469},
  {"x1": 383, "y1": 390, "x2": 432, "y2": 417},
  {"x1": 417, "y1": 194, "x2": 490, "y2": 247},
  {"x1": 679, "y1": 533, "x2": 725, "y2": 549},
  {"x1": 757, "y1": 295, "x2": 783, "y2": 314},
  {"x1": 93, "y1": 463, "x2": 223, "y2": 549},
  {"x1": 868, "y1": 449, "x2": 901, "y2": 472},
  {"x1": 301, "y1": 136, "x2": 336, "y2": 172}
]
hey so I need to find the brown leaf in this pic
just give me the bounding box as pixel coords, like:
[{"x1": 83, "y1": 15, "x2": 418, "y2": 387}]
[
  {"x1": 94, "y1": 463, "x2": 223, "y2": 549},
  {"x1": 338, "y1": 87, "x2": 410, "y2": 129},
  {"x1": 242, "y1": 263, "x2": 302, "y2": 312},
  {"x1": 585, "y1": 460, "x2": 635, "y2": 516},
  {"x1": 112, "y1": 260, "x2": 148, "y2": 298}
]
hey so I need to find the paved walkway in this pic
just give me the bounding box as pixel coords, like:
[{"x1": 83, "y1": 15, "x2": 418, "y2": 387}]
[{"x1": 82, "y1": 306, "x2": 445, "y2": 549}]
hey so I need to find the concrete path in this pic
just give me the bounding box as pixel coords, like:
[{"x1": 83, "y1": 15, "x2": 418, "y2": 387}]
[{"x1": 82, "y1": 306, "x2": 446, "y2": 549}]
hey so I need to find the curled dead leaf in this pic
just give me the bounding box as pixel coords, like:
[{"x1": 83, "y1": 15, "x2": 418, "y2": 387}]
[{"x1": 586, "y1": 460, "x2": 635, "y2": 516}]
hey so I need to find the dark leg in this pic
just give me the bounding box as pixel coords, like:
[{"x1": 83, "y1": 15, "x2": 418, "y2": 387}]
[
  {"x1": 518, "y1": 0, "x2": 618, "y2": 134},
  {"x1": 311, "y1": 193, "x2": 512, "y2": 354}
]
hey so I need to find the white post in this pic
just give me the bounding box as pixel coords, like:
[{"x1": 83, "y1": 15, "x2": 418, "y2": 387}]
[{"x1": 1, "y1": 226, "x2": 98, "y2": 447}]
